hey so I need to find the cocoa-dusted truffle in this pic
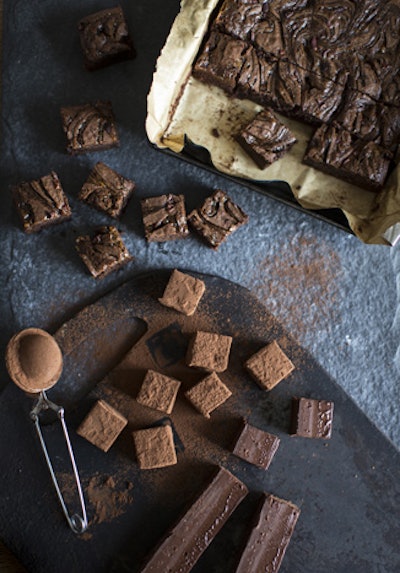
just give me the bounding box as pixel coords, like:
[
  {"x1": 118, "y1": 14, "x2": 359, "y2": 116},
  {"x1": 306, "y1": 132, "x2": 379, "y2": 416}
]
[
  {"x1": 77, "y1": 399, "x2": 127, "y2": 452},
  {"x1": 133, "y1": 425, "x2": 177, "y2": 470},
  {"x1": 185, "y1": 372, "x2": 232, "y2": 418},
  {"x1": 186, "y1": 331, "x2": 232, "y2": 372},
  {"x1": 75, "y1": 226, "x2": 132, "y2": 279},
  {"x1": 245, "y1": 340, "x2": 294, "y2": 391},
  {"x1": 136, "y1": 369, "x2": 181, "y2": 415},
  {"x1": 291, "y1": 397, "x2": 334, "y2": 439},
  {"x1": 158, "y1": 269, "x2": 205, "y2": 316},
  {"x1": 141, "y1": 194, "x2": 189, "y2": 242},
  {"x1": 232, "y1": 420, "x2": 280, "y2": 470}
]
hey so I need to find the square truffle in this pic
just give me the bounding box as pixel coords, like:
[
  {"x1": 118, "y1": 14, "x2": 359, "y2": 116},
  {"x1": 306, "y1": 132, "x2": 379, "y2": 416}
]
[
  {"x1": 136, "y1": 369, "x2": 181, "y2": 415},
  {"x1": 236, "y1": 109, "x2": 297, "y2": 169},
  {"x1": 290, "y1": 397, "x2": 334, "y2": 439},
  {"x1": 76, "y1": 399, "x2": 127, "y2": 452},
  {"x1": 232, "y1": 420, "x2": 280, "y2": 470},
  {"x1": 60, "y1": 101, "x2": 119, "y2": 154},
  {"x1": 133, "y1": 425, "x2": 177, "y2": 469},
  {"x1": 78, "y1": 6, "x2": 135, "y2": 71},
  {"x1": 141, "y1": 194, "x2": 189, "y2": 242},
  {"x1": 185, "y1": 372, "x2": 232, "y2": 418},
  {"x1": 12, "y1": 171, "x2": 71, "y2": 233},
  {"x1": 79, "y1": 162, "x2": 135, "y2": 219},
  {"x1": 188, "y1": 189, "x2": 248, "y2": 249},
  {"x1": 75, "y1": 225, "x2": 132, "y2": 279},
  {"x1": 186, "y1": 331, "x2": 232, "y2": 372},
  {"x1": 245, "y1": 340, "x2": 295, "y2": 391},
  {"x1": 158, "y1": 269, "x2": 205, "y2": 316}
]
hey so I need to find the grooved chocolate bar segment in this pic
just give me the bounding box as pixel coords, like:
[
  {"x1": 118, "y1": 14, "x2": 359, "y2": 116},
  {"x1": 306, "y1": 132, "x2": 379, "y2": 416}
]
[
  {"x1": 290, "y1": 397, "x2": 334, "y2": 439},
  {"x1": 140, "y1": 467, "x2": 248, "y2": 573},
  {"x1": 235, "y1": 494, "x2": 300, "y2": 573}
]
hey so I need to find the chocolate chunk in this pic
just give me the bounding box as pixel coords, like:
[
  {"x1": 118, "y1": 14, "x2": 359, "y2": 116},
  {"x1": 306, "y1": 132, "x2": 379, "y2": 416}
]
[
  {"x1": 245, "y1": 340, "x2": 295, "y2": 391},
  {"x1": 140, "y1": 466, "x2": 248, "y2": 572},
  {"x1": 75, "y1": 225, "x2": 132, "y2": 279},
  {"x1": 158, "y1": 269, "x2": 205, "y2": 316},
  {"x1": 136, "y1": 369, "x2": 181, "y2": 415},
  {"x1": 186, "y1": 331, "x2": 232, "y2": 372},
  {"x1": 141, "y1": 194, "x2": 189, "y2": 242},
  {"x1": 236, "y1": 109, "x2": 297, "y2": 169},
  {"x1": 77, "y1": 399, "x2": 127, "y2": 452},
  {"x1": 12, "y1": 171, "x2": 71, "y2": 233},
  {"x1": 133, "y1": 425, "x2": 177, "y2": 470},
  {"x1": 79, "y1": 162, "x2": 135, "y2": 219},
  {"x1": 78, "y1": 6, "x2": 135, "y2": 71},
  {"x1": 232, "y1": 420, "x2": 280, "y2": 470},
  {"x1": 234, "y1": 494, "x2": 300, "y2": 573},
  {"x1": 188, "y1": 189, "x2": 248, "y2": 249},
  {"x1": 185, "y1": 372, "x2": 232, "y2": 418},
  {"x1": 60, "y1": 101, "x2": 119, "y2": 154},
  {"x1": 290, "y1": 397, "x2": 334, "y2": 439}
]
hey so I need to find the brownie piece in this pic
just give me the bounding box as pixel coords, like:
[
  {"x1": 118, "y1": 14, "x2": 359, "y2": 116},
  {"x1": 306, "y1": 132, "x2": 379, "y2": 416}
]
[
  {"x1": 77, "y1": 399, "x2": 127, "y2": 452},
  {"x1": 136, "y1": 369, "x2": 181, "y2": 415},
  {"x1": 236, "y1": 109, "x2": 296, "y2": 169},
  {"x1": 158, "y1": 269, "x2": 205, "y2": 316},
  {"x1": 232, "y1": 420, "x2": 280, "y2": 470},
  {"x1": 235, "y1": 493, "x2": 300, "y2": 573},
  {"x1": 235, "y1": 48, "x2": 278, "y2": 103},
  {"x1": 79, "y1": 162, "x2": 135, "y2": 218},
  {"x1": 291, "y1": 397, "x2": 334, "y2": 439},
  {"x1": 298, "y1": 70, "x2": 345, "y2": 124},
  {"x1": 60, "y1": 101, "x2": 119, "y2": 154},
  {"x1": 140, "y1": 467, "x2": 248, "y2": 572},
  {"x1": 133, "y1": 425, "x2": 177, "y2": 470},
  {"x1": 188, "y1": 190, "x2": 248, "y2": 249},
  {"x1": 141, "y1": 194, "x2": 189, "y2": 242},
  {"x1": 214, "y1": 0, "x2": 264, "y2": 41},
  {"x1": 12, "y1": 171, "x2": 71, "y2": 233},
  {"x1": 303, "y1": 124, "x2": 393, "y2": 192},
  {"x1": 245, "y1": 340, "x2": 295, "y2": 391},
  {"x1": 185, "y1": 372, "x2": 232, "y2": 418},
  {"x1": 186, "y1": 331, "x2": 232, "y2": 372},
  {"x1": 78, "y1": 6, "x2": 135, "y2": 71},
  {"x1": 75, "y1": 226, "x2": 132, "y2": 279}
]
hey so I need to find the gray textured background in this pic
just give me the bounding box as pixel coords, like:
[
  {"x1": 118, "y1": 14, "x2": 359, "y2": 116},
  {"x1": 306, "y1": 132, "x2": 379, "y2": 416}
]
[{"x1": 0, "y1": 0, "x2": 399, "y2": 455}]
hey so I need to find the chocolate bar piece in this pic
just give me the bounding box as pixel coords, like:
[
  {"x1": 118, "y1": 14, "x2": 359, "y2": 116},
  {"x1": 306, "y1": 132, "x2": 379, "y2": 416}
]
[
  {"x1": 232, "y1": 420, "x2": 280, "y2": 470},
  {"x1": 185, "y1": 372, "x2": 232, "y2": 418},
  {"x1": 291, "y1": 397, "x2": 334, "y2": 439},
  {"x1": 136, "y1": 369, "x2": 181, "y2": 415},
  {"x1": 133, "y1": 425, "x2": 177, "y2": 470},
  {"x1": 186, "y1": 331, "x2": 232, "y2": 372},
  {"x1": 12, "y1": 171, "x2": 71, "y2": 233},
  {"x1": 158, "y1": 269, "x2": 206, "y2": 316},
  {"x1": 77, "y1": 399, "x2": 127, "y2": 452},
  {"x1": 235, "y1": 493, "x2": 300, "y2": 573},
  {"x1": 141, "y1": 194, "x2": 189, "y2": 242},
  {"x1": 140, "y1": 466, "x2": 248, "y2": 572},
  {"x1": 245, "y1": 340, "x2": 295, "y2": 391}
]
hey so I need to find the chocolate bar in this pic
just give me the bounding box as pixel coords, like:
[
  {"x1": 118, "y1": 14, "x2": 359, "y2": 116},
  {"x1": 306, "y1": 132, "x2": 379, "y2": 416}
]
[
  {"x1": 290, "y1": 397, "x2": 334, "y2": 439},
  {"x1": 232, "y1": 420, "x2": 280, "y2": 470}
]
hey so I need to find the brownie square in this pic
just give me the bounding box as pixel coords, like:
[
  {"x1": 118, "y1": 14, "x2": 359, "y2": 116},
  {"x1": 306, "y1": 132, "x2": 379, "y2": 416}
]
[
  {"x1": 245, "y1": 340, "x2": 295, "y2": 391},
  {"x1": 133, "y1": 425, "x2": 177, "y2": 469},
  {"x1": 12, "y1": 171, "x2": 71, "y2": 233},
  {"x1": 188, "y1": 190, "x2": 248, "y2": 249},
  {"x1": 79, "y1": 162, "x2": 135, "y2": 219},
  {"x1": 136, "y1": 369, "x2": 181, "y2": 415},
  {"x1": 78, "y1": 6, "x2": 135, "y2": 71},
  {"x1": 290, "y1": 397, "x2": 334, "y2": 439},
  {"x1": 186, "y1": 331, "x2": 232, "y2": 372},
  {"x1": 60, "y1": 101, "x2": 119, "y2": 154},
  {"x1": 236, "y1": 109, "x2": 297, "y2": 169},
  {"x1": 215, "y1": 0, "x2": 264, "y2": 41},
  {"x1": 232, "y1": 420, "x2": 280, "y2": 470},
  {"x1": 185, "y1": 372, "x2": 232, "y2": 418},
  {"x1": 75, "y1": 225, "x2": 132, "y2": 279},
  {"x1": 141, "y1": 194, "x2": 189, "y2": 242},
  {"x1": 158, "y1": 269, "x2": 206, "y2": 316},
  {"x1": 76, "y1": 399, "x2": 127, "y2": 452}
]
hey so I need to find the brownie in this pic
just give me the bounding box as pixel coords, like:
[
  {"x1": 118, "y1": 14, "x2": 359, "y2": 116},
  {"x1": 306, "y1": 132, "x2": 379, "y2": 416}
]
[
  {"x1": 12, "y1": 171, "x2": 71, "y2": 233},
  {"x1": 291, "y1": 397, "x2": 334, "y2": 439},
  {"x1": 236, "y1": 109, "x2": 297, "y2": 169},
  {"x1": 136, "y1": 369, "x2": 181, "y2": 415},
  {"x1": 141, "y1": 194, "x2": 189, "y2": 242},
  {"x1": 75, "y1": 226, "x2": 132, "y2": 279},
  {"x1": 245, "y1": 340, "x2": 295, "y2": 391},
  {"x1": 78, "y1": 6, "x2": 135, "y2": 71},
  {"x1": 60, "y1": 101, "x2": 119, "y2": 154},
  {"x1": 186, "y1": 331, "x2": 232, "y2": 372},
  {"x1": 235, "y1": 47, "x2": 278, "y2": 103},
  {"x1": 158, "y1": 269, "x2": 205, "y2": 316},
  {"x1": 185, "y1": 372, "x2": 232, "y2": 418},
  {"x1": 303, "y1": 124, "x2": 393, "y2": 192},
  {"x1": 232, "y1": 420, "x2": 280, "y2": 470},
  {"x1": 188, "y1": 189, "x2": 248, "y2": 249},
  {"x1": 132, "y1": 425, "x2": 177, "y2": 470},
  {"x1": 76, "y1": 399, "x2": 127, "y2": 452},
  {"x1": 79, "y1": 162, "x2": 135, "y2": 218},
  {"x1": 214, "y1": 0, "x2": 264, "y2": 42}
]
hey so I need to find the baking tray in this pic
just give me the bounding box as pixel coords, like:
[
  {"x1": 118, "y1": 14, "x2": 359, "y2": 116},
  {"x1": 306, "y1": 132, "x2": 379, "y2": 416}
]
[{"x1": 0, "y1": 270, "x2": 399, "y2": 573}]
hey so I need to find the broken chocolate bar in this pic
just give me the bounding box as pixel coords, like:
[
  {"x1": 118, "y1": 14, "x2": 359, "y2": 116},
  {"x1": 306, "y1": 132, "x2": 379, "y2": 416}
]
[
  {"x1": 232, "y1": 420, "x2": 280, "y2": 470},
  {"x1": 290, "y1": 397, "x2": 334, "y2": 439}
]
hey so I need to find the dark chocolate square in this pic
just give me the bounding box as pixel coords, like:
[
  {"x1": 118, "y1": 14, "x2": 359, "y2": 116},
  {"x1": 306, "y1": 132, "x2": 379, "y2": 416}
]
[
  {"x1": 232, "y1": 421, "x2": 280, "y2": 470},
  {"x1": 141, "y1": 194, "x2": 189, "y2": 242},
  {"x1": 290, "y1": 397, "x2": 334, "y2": 439},
  {"x1": 77, "y1": 399, "x2": 127, "y2": 452}
]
